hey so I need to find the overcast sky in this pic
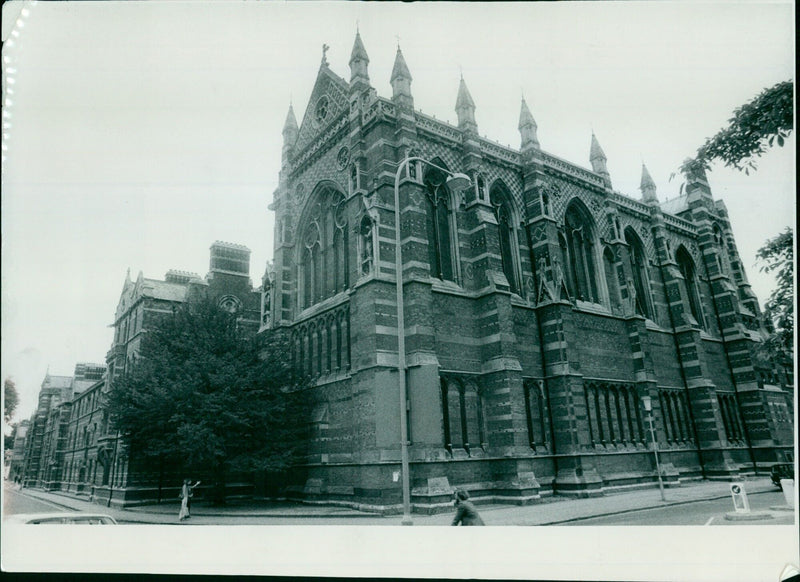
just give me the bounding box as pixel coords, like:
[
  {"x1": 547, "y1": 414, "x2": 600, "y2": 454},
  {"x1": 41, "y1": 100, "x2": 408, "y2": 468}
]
[{"x1": 2, "y1": 1, "x2": 795, "y2": 423}]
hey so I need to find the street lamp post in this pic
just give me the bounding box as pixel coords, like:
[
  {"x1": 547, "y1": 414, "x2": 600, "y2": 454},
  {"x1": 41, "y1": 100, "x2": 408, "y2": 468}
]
[
  {"x1": 393, "y1": 157, "x2": 470, "y2": 525},
  {"x1": 641, "y1": 395, "x2": 666, "y2": 501}
]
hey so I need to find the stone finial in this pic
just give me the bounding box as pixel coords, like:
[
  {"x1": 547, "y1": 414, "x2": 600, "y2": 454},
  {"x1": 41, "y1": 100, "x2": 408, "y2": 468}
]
[
  {"x1": 390, "y1": 45, "x2": 414, "y2": 110},
  {"x1": 455, "y1": 76, "x2": 477, "y2": 132},
  {"x1": 349, "y1": 30, "x2": 370, "y2": 86},
  {"x1": 518, "y1": 97, "x2": 539, "y2": 149},
  {"x1": 590, "y1": 132, "x2": 611, "y2": 188},
  {"x1": 590, "y1": 132, "x2": 606, "y2": 162},
  {"x1": 640, "y1": 163, "x2": 658, "y2": 203},
  {"x1": 390, "y1": 45, "x2": 412, "y2": 83}
]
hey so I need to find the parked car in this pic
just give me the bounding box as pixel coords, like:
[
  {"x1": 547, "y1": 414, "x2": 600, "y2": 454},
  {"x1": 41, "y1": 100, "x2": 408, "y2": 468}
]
[
  {"x1": 5, "y1": 512, "x2": 117, "y2": 524},
  {"x1": 770, "y1": 463, "x2": 795, "y2": 489}
]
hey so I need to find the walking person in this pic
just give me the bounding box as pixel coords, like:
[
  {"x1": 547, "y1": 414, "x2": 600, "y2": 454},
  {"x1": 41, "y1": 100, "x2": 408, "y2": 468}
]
[
  {"x1": 451, "y1": 489, "x2": 485, "y2": 526},
  {"x1": 178, "y1": 478, "x2": 201, "y2": 521}
]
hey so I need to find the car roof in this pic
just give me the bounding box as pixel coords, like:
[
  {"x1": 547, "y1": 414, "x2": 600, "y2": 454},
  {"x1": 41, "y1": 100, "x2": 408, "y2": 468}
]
[{"x1": 5, "y1": 512, "x2": 117, "y2": 524}]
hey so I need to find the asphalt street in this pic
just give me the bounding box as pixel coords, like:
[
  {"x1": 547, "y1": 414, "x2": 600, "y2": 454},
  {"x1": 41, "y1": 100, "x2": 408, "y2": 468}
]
[
  {"x1": 3, "y1": 486, "x2": 73, "y2": 516},
  {"x1": 566, "y1": 489, "x2": 794, "y2": 526}
]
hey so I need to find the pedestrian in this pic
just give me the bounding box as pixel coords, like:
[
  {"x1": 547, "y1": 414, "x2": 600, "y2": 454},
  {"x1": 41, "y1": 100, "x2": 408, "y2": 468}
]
[
  {"x1": 451, "y1": 489, "x2": 485, "y2": 526},
  {"x1": 178, "y1": 478, "x2": 201, "y2": 521}
]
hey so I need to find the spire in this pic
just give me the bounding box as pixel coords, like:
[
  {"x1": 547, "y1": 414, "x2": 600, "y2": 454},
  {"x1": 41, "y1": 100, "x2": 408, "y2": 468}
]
[
  {"x1": 390, "y1": 45, "x2": 413, "y2": 110},
  {"x1": 518, "y1": 96, "x2": 539, "y2": 150},
  {"x1": 390, "y1": 45, "x2": 412, "y2": 83},
  {"x1": 590, "y1": 132, "x2": 611, "y2": 188},
  {"x1": 282, "y1": 104, "x2": 298, "y2": 138},
  {"x1": 281, "y1": 103, "x2": 298, "y2": 167},
  {"x1": 455, "y1": 75, "x2": 477, "y2": 132},
  {"x1": 349, "y1": 30, "x2": 370, "y2": 87},
  {"x1": 640, "y1": 163, "x2": 658, "y2": 202},
  {"x1": 590, "y1": 132, "x2": 606, "y2": 162}
]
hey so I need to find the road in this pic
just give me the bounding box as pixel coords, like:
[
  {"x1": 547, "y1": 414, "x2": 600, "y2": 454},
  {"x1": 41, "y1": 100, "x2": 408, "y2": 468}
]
[
  {"x1": 565, "y1": 490, "x2": 794, "y2": 526},
  {"x1": 3, "y1": 485, "x2": 78, "y2": 516}
]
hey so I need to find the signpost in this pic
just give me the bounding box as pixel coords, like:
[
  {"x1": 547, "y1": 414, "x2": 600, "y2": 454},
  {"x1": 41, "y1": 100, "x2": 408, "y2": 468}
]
[{"x1": 729, "y1": 482, "x2": 750, "y2": 513}]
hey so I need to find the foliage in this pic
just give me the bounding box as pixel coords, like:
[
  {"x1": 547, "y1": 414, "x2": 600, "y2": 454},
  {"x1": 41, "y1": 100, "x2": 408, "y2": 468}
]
[
  {"x1": 679, "y1": 81, "x2": 793, "y2": 178},
  {"x1": 755, "y1": 227, "x2": 794, "y2": 364},
  {"x1": 107, "y1": 297, "x2": 309, "y2": 503},
  {"x1": 4, "y1": 378, "x2": 19, "y2": 424},
  {"x1": 5, "y1": 424, "x2": 17, "y2": 453}
]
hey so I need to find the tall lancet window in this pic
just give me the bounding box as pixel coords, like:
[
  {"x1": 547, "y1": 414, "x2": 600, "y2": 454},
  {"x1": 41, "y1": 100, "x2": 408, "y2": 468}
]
[
  {"x1": 624, "y1": 228, "x2": 652, "y2": 318},
  {"x1": 563, "y1": 201, "x2": 600, "y2": 303},
  {"x1": 297, "y1": 184, "x2": 349, "y2": 311},
  {"x1": 676, "y1": 246, "x2": 706, "y2": 329},
  {"x1": 490, "y1": 183, "x2": 521, "y2": 294},
  {"x1": 424, "y1": 160, "x2": 458, "y2": 283}
]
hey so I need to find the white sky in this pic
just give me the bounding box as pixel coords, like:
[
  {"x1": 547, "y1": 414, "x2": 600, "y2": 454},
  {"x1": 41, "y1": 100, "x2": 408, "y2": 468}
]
[{"x1": 1, "y1": 0, "x2": 795, "y2": 425}]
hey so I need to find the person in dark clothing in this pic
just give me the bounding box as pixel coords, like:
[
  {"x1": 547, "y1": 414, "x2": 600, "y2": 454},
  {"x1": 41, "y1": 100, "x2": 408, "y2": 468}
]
[{"x1": 451, "y1": 489, "x2": 485, "y2": 526}]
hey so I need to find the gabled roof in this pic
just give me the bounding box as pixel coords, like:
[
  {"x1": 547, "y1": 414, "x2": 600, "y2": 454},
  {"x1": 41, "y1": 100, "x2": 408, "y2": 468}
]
[
  {"x1": 660, "y1": 194, "x2": 689, "y2": 215},
  {"x1": 292, "y1": 66, "x2": 350, "y2": 156}
]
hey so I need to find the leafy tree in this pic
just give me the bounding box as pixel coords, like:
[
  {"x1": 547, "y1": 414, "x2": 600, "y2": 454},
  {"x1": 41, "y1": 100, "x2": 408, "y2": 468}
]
[
  {"x1": 4, "y1": 378, "x2": 19, "y2": 424},
  {"x1": 756, "y1": 227, "x2": 794, "y2": 366},
  {"x1": 5, "y1": 424, "x2": 17, "y2": 454},
  {"x1": 107, "y1": 297, "x2": 309, "y2": 504},
  {"x1": 680, "y1": 80, "x2": 793, "y2": 178}
]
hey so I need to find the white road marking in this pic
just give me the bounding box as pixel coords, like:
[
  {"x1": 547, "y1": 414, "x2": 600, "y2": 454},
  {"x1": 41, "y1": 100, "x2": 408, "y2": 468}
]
[{"x1": 704, "y1": 516, "x2": 714, "y2": 526}]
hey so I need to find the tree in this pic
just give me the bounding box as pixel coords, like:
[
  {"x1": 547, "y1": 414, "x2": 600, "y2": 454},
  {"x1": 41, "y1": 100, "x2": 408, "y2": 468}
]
[
  {"x1": 679, "y1": 80, "x2": 793, "y2": 178},
  {"x1": 4, "y1": 378, "x2": 19, "y2": 424},
  {"x1": 755, "y1": 227, "x2": 794, "y2": 366},
  {"x1": 5, "y1": 424, "x2": 17, "y2": 455},
  {"x1": 107, "y1": 297, "x2": 309, "y2": 504}
]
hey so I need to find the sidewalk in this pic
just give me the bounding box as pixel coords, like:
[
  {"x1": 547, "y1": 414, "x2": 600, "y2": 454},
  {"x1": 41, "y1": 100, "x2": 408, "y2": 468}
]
[{"x1": 9, "y1": 477, "x2": 787, "y2": 526}]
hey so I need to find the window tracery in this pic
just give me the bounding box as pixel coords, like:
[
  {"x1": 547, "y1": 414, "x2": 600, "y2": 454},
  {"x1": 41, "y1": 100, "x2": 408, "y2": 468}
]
[
  {"x1": 624, "y1": 228, "x2": 652, "y2": 318},
  {"x1": 490, "y1": 183, "x2": 522, "y2": 294},
  {"x1": 676, "y1": 245, "x2": 706, "y2": 329},
  {"x1": 424, "y1": 160, "x2": 459, "y2": 283},
  {"x1": 297, "y1": 185, "x2": 350, "y2": 311},
  {"x1": 562, "y1": 201, "x2": 600, "y2": 303}
]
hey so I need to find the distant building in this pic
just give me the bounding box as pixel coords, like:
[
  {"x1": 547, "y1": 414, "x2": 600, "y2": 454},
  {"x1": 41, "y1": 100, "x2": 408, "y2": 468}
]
[
  {"x1": 20, "y1": 373, "x2": 72, "y2": 487},
  {"x1": 96, "y1": 241, "x2": 262, "y2": 506},
  {"x1": 264, "y1": 34, "x2": 794, "y2": 512},
  {"x1": 17, "y1": 242, "x2": 262, "y2": 506},
  {"x1": 8, "y1": 420, "x2": 29, "y2": 482}
]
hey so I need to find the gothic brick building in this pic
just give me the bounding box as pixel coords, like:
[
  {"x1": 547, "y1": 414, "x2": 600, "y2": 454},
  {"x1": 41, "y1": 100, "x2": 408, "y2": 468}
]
[{"x1": 264, "y1": 33, "x2": 794, "y2": 512}]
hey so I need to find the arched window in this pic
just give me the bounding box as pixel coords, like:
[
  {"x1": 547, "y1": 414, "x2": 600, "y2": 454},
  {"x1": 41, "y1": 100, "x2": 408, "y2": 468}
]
[
  {"x1": 675, "y1": 246, "x2": 706, "y2": 329},
  {"x1": 424, "y1": 160, "x2": 458, "y2": 282},
  {"x1": 563, "y1": 201, "x2": 600, "y2": 302},
  {"x1": 441, "y1": 376, "x2": 484, "y2": 455},
  {"x1": 490, "y1": 183, "x2": 521, "y2": 294},
  {"x1": 297, "y1": 185, "x2": 349, "y2": 310},
  {"x1": 524, "y1": 380, "x2": 548, "y2": 450},
  {"x1": 624, "y1": 228, "x2": 652, "y2": 318}
]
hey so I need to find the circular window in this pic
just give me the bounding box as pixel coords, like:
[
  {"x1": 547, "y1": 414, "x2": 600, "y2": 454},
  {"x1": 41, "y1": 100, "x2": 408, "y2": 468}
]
[{"x1": 314, "y1": 96, "x2": 330, "y2": 126}]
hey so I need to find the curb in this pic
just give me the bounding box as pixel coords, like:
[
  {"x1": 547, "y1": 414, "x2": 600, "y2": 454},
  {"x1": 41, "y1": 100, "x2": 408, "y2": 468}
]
[
  {"x1": 536, "y1": 489, "x2": 776, "y2": 525},
  {"x1": 12, "y1": 483, "x2": 779, "y2": 524}
]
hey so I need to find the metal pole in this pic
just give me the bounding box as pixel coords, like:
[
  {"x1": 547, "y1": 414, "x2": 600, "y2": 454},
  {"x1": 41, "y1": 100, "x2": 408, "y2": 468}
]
[
  {"x1": 394, "y1": 158, "x2": 413, "y2": 526},
  {"x1": 393, "y1": 157, "x2": 470, "y2": 525},
  {"x1": 648, "y1": 412, "x2": 666, "y2": 501}
]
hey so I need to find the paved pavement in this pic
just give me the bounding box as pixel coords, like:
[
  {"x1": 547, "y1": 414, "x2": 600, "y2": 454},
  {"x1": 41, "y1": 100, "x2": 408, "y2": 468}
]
[{"x1": 6, "y1": 477, "x2": 794, "y2": 526}]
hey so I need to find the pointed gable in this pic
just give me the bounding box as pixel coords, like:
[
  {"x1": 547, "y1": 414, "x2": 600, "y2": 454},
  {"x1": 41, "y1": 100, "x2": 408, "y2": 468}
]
[{"x1": 293, "y1": 66, "x2": 350, "y2": 156}]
